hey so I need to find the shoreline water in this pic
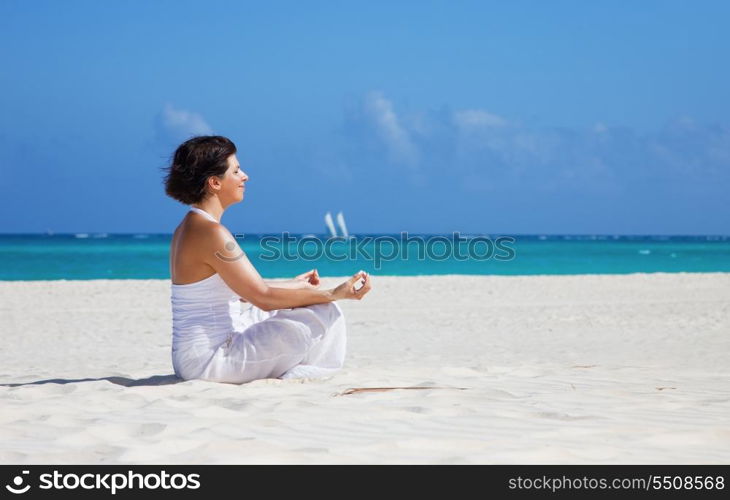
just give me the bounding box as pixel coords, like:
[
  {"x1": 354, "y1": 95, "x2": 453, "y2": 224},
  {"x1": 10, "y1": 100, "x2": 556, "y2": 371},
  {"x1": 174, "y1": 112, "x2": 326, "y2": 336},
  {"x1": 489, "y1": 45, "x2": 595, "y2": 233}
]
[{"x1": 4, "y1": 270, "x2": 730, "y2": 282}]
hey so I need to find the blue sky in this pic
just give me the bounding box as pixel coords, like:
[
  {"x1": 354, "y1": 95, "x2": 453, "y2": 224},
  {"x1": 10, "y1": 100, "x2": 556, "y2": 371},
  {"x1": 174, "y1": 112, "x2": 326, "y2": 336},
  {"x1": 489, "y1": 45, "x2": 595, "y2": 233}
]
[{"x1": 1, "y1": 0, "x2": 728, "y2": 235}]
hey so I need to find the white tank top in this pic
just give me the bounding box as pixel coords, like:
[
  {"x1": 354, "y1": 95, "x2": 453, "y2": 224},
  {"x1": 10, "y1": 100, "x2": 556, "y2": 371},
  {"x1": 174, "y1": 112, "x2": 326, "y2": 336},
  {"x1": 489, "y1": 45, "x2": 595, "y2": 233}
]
[{"x1": 170, "y1": 207, "x2": 245, "y2": 376}]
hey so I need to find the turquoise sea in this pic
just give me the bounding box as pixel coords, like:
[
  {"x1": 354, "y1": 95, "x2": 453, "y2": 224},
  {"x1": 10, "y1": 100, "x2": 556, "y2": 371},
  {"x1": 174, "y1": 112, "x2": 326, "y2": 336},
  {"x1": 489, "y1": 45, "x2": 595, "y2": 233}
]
[{"x1": 0, "y1": 233, "x2": 729, "y2": 281}]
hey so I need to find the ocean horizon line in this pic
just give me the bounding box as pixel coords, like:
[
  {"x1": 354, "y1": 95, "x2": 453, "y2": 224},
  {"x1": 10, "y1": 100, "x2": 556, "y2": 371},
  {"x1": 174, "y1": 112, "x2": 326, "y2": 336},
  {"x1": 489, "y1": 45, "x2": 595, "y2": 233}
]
[{"x1": 0, "y1": 232, "x2": 729, "y2": 240}]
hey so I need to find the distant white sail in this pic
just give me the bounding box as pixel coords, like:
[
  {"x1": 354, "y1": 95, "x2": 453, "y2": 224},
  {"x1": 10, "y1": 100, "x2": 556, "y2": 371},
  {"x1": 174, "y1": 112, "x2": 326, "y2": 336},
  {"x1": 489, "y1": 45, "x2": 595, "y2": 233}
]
[
  {"x1": 336, "y1": 211, "x2": 349, "y2": 238},
  {"x1": 324, "y1": 212, "x2": 337, "y2": 238}
]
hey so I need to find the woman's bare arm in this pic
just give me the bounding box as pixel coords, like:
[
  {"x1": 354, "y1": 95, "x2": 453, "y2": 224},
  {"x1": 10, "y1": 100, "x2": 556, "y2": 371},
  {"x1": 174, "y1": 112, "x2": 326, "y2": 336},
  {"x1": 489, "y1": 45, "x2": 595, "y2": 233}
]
[
  {"x1": 262, "y1": 279, "x2": 297, "y2": 289},
  {"x1": 204, "y1": 227, "x2": 369, "y2": 310},
  {"x1": 262, "y1": 269, "x2": 320, "y2": 290}
]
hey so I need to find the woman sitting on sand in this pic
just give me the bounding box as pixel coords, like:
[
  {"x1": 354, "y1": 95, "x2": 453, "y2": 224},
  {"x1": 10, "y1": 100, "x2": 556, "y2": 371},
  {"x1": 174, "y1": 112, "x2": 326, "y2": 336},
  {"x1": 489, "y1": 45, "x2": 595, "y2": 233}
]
[{"x1": 163, "y1": 135, "x2": 371, "y2": 384}]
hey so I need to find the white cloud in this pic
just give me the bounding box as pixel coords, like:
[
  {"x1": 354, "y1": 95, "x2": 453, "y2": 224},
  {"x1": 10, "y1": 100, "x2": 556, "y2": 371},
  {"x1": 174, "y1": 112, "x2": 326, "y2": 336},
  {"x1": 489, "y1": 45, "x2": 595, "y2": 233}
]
[
  {"x1": 453, "y1": 109, "x2": 507, "y2": 129},
  {"x1": 338, "y1": 94, "x2": 730, "y2": 195},
  {"x1": 154, "y1": 104, "x2": 213, "y2": 145},
  {"x1": 364, "y1": 91, "x2": 419, "y2": 167}
]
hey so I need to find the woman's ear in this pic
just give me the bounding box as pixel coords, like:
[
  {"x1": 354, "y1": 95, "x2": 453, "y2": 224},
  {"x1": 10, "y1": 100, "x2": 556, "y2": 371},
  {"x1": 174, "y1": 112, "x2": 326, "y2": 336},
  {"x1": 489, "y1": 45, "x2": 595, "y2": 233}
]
[{"x1": 207, "y1": 175, "x2": 222, "y2": 193}]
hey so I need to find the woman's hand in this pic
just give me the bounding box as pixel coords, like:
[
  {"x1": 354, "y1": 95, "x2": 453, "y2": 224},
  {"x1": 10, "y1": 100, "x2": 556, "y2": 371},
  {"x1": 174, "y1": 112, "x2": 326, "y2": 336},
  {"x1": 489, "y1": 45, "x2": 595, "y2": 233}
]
[
  {"x1": 295, "y1": 269, "x2": 320, "y2": 288},
  {"x1": 330, "y1": 271, "x2": 372, "y2": 301}
]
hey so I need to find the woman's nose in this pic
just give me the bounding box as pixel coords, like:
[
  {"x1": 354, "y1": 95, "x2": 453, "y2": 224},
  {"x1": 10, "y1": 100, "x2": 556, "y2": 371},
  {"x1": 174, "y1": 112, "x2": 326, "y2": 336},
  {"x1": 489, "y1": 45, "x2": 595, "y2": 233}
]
[{"x1": 241, "y1": 171, "x2": 249, "y2": 181}]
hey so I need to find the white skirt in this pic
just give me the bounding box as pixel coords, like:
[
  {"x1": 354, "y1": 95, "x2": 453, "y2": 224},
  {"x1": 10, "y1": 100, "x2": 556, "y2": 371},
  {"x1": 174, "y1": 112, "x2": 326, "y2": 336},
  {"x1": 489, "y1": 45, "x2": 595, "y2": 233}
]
[{"x1": 196, "y1": 302, "x2": 347, "y2": 384}]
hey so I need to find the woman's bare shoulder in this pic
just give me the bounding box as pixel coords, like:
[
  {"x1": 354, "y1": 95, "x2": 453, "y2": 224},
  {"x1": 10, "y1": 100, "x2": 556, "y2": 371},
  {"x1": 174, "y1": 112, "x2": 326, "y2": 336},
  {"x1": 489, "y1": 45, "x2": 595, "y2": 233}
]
[{"x1": 178, "y1": 216, "x2": 237, "y2": 256}]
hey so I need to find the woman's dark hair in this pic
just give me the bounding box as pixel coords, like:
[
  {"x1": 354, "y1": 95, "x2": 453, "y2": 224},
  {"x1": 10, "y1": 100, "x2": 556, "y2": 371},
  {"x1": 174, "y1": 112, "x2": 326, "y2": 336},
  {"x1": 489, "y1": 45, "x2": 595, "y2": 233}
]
[{"x1": 163, "y1": 135, "x2": 237, "y2": 205}]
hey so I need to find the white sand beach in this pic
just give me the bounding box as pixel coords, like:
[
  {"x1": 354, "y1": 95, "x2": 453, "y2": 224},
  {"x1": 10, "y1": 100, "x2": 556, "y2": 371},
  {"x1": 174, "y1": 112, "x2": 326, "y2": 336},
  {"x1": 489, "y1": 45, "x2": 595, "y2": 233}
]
[{"x1": 1, "y1": 273, "x2": 729, "y2": 464}]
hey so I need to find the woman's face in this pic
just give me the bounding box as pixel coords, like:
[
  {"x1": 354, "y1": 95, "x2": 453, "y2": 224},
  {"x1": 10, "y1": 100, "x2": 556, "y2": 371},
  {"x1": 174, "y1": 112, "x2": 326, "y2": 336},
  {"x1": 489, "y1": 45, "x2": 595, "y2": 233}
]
[{"x1": 221, "y1": 154, "x2": 248, "y2": 203}]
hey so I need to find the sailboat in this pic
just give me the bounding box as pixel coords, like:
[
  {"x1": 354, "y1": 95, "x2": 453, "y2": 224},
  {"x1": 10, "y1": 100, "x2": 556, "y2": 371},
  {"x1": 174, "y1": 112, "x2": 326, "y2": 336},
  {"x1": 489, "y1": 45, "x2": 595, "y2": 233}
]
[
  {"x1": 336, "y1": 211, "x2": 349, "y2": 238},
  {"x1": 324, "y1": 211, "x2": 337, "y2": 239},
  {"x1": 324, "y1": 211, "x2": 352, "y2": 239}
]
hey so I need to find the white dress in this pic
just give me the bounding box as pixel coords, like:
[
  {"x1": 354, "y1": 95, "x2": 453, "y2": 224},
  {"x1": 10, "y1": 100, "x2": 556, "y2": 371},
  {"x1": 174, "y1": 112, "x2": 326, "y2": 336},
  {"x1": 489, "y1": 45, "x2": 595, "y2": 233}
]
[{"x1": 170, "y1": 208, "x2": 347, "y2": 384}]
